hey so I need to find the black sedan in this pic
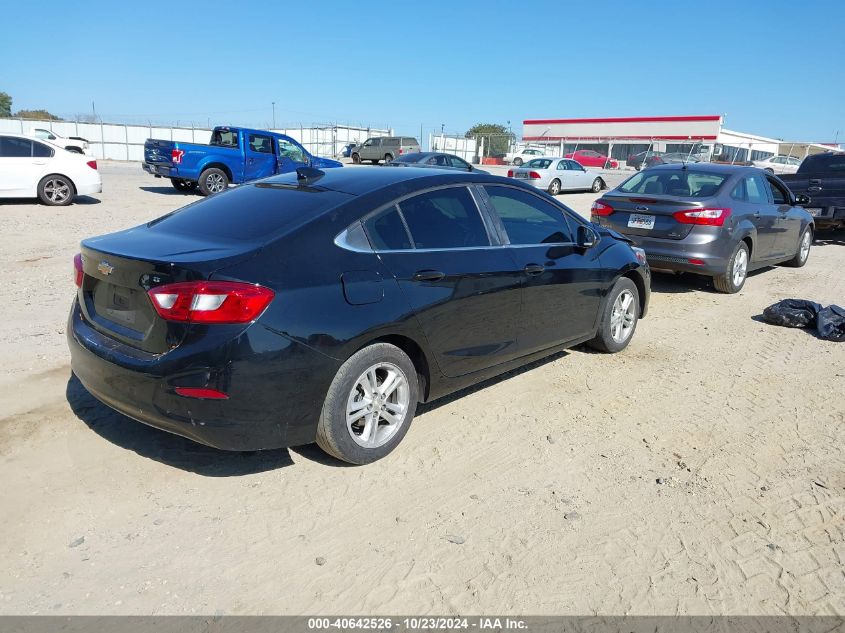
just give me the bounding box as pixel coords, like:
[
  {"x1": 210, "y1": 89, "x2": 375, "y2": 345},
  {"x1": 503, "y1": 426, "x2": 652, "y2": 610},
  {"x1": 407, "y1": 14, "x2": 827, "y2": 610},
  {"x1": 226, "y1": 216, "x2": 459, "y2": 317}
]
[
  {"x1": 68, "y1": 167, "x2": 650, "y2": 464},
  {"x1": 387, "y1": 152, "x2": 488, "y2": 173}
]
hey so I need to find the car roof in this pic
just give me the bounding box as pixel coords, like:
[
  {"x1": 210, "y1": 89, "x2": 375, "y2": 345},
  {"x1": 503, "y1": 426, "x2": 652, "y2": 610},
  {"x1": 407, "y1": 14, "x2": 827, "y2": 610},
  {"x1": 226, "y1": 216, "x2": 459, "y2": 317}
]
[
  {"x1": 260, "y1": 165, "x2": 507, "y2": 195},
  {"x1": 645, "y1": 163, "x2": 755, "y2": 174}
]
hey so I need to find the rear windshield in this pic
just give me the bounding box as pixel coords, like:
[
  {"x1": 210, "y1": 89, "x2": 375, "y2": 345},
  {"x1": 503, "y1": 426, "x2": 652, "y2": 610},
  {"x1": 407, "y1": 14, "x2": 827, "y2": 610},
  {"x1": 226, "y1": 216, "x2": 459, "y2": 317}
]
[
  {"x1": 526, "y1": 159, "x2": 553, "y2": 169},
  {"x1": 393, "y1": 154, "x2": 421, "y2": 163},
  {"x1": 618, "y1": 170, "x2": 728, "y2": 197},
  {"x1": 147, "y1": 183, "x2": 351, "y2": 241},
  {"x1": 798, "y1": 154, "x2": 845, "y2": 173}
]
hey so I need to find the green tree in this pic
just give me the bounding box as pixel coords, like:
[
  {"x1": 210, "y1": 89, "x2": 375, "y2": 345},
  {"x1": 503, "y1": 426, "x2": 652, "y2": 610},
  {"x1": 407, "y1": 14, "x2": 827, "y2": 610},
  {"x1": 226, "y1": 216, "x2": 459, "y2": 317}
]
[
  {"x1": 465, "y1": 123, "x2": 514, "y2": 157},
  {"x1": 0, "y1": 92, "x2": 11, "y2": 117},
  {"x1": 14, "y1": 109, "x2": 62, "y2": 121}
]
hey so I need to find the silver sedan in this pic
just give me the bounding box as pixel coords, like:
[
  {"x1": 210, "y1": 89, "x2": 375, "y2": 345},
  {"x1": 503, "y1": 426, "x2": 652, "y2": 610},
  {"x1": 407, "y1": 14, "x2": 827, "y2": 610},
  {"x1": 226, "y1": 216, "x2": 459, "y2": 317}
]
[{"x1": 508, "y1": 157, "x2": 605, "y2": 195}]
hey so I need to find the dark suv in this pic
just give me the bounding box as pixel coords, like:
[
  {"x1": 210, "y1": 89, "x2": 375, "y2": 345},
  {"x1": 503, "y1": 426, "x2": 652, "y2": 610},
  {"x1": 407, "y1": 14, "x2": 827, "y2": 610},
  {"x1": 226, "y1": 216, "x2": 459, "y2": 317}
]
[{"x1": 69, "y1": 167, "x2": 649, "y2": 464}]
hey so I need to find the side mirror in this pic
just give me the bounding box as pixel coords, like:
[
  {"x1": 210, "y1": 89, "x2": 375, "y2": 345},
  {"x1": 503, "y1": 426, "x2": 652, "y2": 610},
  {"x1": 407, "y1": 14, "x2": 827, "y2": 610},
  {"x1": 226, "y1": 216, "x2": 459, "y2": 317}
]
[
  {"x1": 794, "y1": 194, "x2": 810, "y2": 206},
  {"x1": 577, "y1": 225, "x2": 597, "y2": 248},
  {"x1": 49, "y1": 134, "x2": 56, "y2": 140}
]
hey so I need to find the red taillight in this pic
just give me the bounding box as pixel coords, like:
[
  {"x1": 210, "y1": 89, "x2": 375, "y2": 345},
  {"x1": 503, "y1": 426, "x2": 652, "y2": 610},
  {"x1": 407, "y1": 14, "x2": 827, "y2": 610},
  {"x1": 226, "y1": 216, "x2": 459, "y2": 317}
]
[
  {"x1": 688, "y1": 258, "x2": 706, "y2": 266},
  {"x1": 672, "y1": 208, "x2": 732, "y2": 226},
  {"x1": 398, "y1": 149, "x2": 404, "y2": 155},
  {"x1": 73, "y1": 253, "x2": 83, "y2": 287},
  {"x1": 591, "y1": 200, "x2": 614, "y2": 216},
  {"x1": 148, "y1": 281, "x2": 274, "y2": 324},
  {"x1": 528, "y1": 171, "x2": 541, "y2": 179},
  {"x1": 174, "y1": 387, "x2": 229, "y2": 400},
  {"x1": 86, "y1": 160, "x2": 97, "y2": 170},
  {"x1": 171, "y1": 149, "x2": 185, "y2": 164},
  {"x1": 507, "y1": 169, "x2": 514, "y2": 177}
]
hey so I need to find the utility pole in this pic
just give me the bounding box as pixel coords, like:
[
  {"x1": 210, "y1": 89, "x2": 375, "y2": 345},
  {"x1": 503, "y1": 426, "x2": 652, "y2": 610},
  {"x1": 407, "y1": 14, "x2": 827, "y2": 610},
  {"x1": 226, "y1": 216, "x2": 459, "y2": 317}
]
[
  {"x1": 272, "y1": 102, "x2": 276, "y2": 129},
  {"x1": 92, "y1": 101, "x2": 96, "y2": 122}
]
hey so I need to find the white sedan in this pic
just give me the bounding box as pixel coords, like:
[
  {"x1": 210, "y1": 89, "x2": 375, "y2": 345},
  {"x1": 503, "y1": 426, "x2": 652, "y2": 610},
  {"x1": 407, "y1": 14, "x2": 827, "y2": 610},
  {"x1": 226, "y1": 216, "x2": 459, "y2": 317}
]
[
  {"x1": 508, "y1": 157, "x2": 605, "y2": 195},
  {"x1": 752, "y1": 155, "x2": 802, "y2": 175},
  {"x1": 0, "y1": 133, "x2": 102, "y2": 206},
  {"x1": 505, "y1": 147, "x2": 546, "y2": 166}
]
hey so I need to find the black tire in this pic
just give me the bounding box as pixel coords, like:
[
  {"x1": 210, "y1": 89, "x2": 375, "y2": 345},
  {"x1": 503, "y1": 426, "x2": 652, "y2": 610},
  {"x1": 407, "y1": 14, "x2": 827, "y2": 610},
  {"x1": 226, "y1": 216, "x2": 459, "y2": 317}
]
[
  {"x1": 548, "y1": 179, "x2": 561, "y2": 195},
  {"x1": 783, "y1": 226, "x2": 813, "y2": 268},
  {"x1": 713, "y1": 241, "x2": 749, "y2": 293},
  {"x1": 591, "y1": 178, "x2": 603, "y2": 193},
  {"x1": 66, "y1": 147, "x2": 83, "y2": 154},
  {"x1": 351, "y1": 153, "x2": 361, "y2": 164},
  {"x1": 37, "y1": 174, "x2": 76, "y2": 206},
  {"x1": 316, "y1": 343, "x2": 419, "y2": 465},
  {"x1": 370, "y1": 159, "x2": 379, "y2": 164},
  {"x1": 513, "y1": 158, "x2": 523, "y2": 167},
  {"x1": 383, "y1": 153, "x2": 394, "y2": 163},
  {"x1": 587, "y1": 277, "x2": 640, "y2": 353},
  {"x1": 170, "y1": 178, "x2": 196, "y2": 192},
  {"x1": 197, "y1": 167, "x2": 229, "y2": 196}
]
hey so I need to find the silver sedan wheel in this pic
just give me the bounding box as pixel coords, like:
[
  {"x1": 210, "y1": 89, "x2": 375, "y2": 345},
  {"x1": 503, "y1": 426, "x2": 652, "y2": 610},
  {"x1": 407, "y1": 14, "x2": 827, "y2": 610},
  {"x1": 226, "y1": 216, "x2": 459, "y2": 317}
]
[
  {"x1": 346, "y1": 362, "x2": 410, "y2": 449},
  {"x1": 206, "y1": 173, "x2": 226, "y2": 193},
  {"x1": 610, "y1": 289, "x2": 636, "y2": 343},
  {"x1": 44, "y1": 178, "x2": 71, "y2": 203},
  {"x1": 799, "y1": 230, "x2": 811, "y2": 262},
  {"x1": 732, "y1": 248, "x2": 748, "y2": 287},
  {"x1": 549, "y1": 179, "x2": 561, "y2": 195}
]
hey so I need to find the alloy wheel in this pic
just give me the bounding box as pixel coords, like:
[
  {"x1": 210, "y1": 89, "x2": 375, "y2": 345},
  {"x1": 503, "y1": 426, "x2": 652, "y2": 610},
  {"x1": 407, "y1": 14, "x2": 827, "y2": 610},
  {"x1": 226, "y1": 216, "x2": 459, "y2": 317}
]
[
  {"x1": 206, "y1": 173, "x2": 225, "y2": 193},
  {"x1": 799, "y1": 230, "x2": 811, "y2": 263},
  {"x1": 610, "y1": 290, "x2": 636, "y2": 343},
  {"x1": 44, "y1": 178, "x2": 71, "y2": 203},
  {"x1": 346, "y1": 362, "x2": 410, "y2": 448},
  {"x1": 732, "y1": 248, "x2": 748, "y2": 287}
]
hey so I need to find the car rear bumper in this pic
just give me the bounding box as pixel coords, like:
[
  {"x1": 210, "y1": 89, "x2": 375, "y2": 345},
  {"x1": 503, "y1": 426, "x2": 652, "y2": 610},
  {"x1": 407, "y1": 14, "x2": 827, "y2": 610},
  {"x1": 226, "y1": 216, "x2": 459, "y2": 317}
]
[
  {"x1": 806, "y1": 204, "x2": 845, "y2": 227},
  {"x1": 77, "y1": 179, "x2": 103, "y2": 195},
  {"x1": 142, "y1": 162, "x2": 177, "y2": 178},
  {"x1": 67, "y1": 299, "x2": 340, "y2": 451}
]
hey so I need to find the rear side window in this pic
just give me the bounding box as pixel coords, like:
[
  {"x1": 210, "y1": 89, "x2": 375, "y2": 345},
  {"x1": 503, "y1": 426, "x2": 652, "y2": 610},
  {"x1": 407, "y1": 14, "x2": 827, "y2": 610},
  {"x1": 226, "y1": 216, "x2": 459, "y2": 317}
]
[
  {"x1": 148, "y1": 184, "x2": 351, "y2": 242},
  {"x1": 32, "y1": 141, "x2": 53, "y2": 158},
  {"x1": 0, "y1": 136, "x2": 33, "y2": 157},
  {"x1": 363, "y1": 207, "x2": 412, "y2": 250},
  {"x1": 731, "y1": 175, "x2": 768, "y2": 204},
  {"x1": 800, "y1": 154, "x2": 845, "y2": 173},
  {"x1": 398, "y1": 187, "x2": 490, "y2": 249},
  {"x1": 385, "y1": 138, "x2": 400, "y2": 146},
  {"x1": 484, "y1": 185, "x2": 574, "y2": 245},
  {"x1": 210, "y1": 129, "x2": 239, "y2": 147}
]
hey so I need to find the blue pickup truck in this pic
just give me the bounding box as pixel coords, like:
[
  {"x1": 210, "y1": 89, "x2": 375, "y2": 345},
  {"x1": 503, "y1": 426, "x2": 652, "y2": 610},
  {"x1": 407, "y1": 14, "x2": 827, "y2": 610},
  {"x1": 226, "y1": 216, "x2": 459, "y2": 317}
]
[{"x1": 143, "y1": 126, "x2": 342, "y2": 195}]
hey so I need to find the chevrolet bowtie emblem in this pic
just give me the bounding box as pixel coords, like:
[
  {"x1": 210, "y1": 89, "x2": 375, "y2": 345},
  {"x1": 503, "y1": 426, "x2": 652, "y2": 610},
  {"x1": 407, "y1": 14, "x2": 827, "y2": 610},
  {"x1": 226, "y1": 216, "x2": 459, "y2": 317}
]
[{"x1": 97, "y1": 260, "x2": 114, "y2": 276}]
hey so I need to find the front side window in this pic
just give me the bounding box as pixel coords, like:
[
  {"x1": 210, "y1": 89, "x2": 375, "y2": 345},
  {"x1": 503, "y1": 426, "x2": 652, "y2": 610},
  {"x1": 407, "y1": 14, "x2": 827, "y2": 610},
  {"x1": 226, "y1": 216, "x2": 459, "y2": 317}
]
[
  {"x1": 248, "y1": 134, "x2": 273, "y2": 154},
  {"x1": 398, "y1": 187, "x2": 489, "y2": 249},
  {"x1": 485, "y1": 185, "x2": 573, "y2": 245},
  {"x1": 363, "y1": 206, "x2": 412, "y2": 250},
  {"x1": 278, "y1": 139, "x2": 305, "y2": 162},
  {"x1": 0, "y1": 136, "x2": 34, "y2": 157},
  {"x1": 767, "y1": 178, "x2": 789, "y2": 205}
]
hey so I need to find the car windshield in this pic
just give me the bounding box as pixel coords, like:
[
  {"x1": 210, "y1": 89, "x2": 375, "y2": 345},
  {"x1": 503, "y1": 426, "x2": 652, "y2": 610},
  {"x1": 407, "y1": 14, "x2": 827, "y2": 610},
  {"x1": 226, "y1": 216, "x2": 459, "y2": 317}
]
[
  {"x1": 618, "y1": 170, "x2": 729, "y2": 198},
  {"x1": 525, "y1": 159, "x2": 553, "y2": 169}
]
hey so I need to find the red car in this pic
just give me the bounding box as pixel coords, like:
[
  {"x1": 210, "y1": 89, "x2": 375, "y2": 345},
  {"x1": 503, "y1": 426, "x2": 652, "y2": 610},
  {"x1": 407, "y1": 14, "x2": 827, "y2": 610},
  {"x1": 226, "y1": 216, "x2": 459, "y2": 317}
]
[{"x1": 564, "y1": 150, "x2": 618, "y2": 169}]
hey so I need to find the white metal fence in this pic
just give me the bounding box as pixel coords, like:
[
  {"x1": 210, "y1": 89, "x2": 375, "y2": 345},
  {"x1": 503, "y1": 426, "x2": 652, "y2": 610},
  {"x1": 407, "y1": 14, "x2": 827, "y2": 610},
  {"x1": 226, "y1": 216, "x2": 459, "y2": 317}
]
[
  {"x1": 428, "y1": 133, "x2": 477, "y2": 161},
  {"x1": 0, "y1": 118, "x2": 390, "y2": 162}
]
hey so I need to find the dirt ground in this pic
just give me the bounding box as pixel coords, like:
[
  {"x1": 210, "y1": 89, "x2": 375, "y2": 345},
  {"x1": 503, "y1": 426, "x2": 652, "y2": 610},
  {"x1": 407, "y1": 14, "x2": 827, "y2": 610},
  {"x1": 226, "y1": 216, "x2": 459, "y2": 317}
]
[{"x1": 0, "y1": 163, "x2": 843, "y2": 615}]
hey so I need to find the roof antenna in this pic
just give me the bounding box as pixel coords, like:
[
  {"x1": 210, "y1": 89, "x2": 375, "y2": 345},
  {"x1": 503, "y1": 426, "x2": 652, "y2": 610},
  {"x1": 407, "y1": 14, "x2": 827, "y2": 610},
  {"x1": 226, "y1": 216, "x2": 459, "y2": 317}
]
[
  {"x1": 683, "y1": 136, "x2": 695, "y2": 169},
  {"x1": 296, "y1": 166, "x2": 325, "y2": 186}
]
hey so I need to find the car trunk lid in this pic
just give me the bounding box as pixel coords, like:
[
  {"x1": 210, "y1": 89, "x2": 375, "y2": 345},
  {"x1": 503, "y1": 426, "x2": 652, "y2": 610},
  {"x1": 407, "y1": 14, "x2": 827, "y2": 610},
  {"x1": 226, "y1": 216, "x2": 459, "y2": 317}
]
[{"x1": 594, "y1": 194, "x2": 706, "y2": 241}]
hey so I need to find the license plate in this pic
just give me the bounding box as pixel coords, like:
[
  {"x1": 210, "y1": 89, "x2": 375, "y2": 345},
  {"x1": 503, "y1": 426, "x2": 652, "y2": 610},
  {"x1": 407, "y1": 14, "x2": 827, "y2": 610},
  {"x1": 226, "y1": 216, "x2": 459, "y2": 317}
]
[
  {"x1": 628, "y1": 213, "x2": 655, "y2": 230},
  {"x1": 806, "y1": 208, "x2": 822, "y2": 216},
  {"x1": 514, "y1": 172, "x2": 529, "y2": 179}
]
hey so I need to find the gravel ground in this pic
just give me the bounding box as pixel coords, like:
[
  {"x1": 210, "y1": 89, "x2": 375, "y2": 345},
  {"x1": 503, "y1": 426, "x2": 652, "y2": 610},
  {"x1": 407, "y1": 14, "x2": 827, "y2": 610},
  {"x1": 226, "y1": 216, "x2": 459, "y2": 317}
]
[{"x1": 0, "y1": 162, "x2": 843, "y2": 615}]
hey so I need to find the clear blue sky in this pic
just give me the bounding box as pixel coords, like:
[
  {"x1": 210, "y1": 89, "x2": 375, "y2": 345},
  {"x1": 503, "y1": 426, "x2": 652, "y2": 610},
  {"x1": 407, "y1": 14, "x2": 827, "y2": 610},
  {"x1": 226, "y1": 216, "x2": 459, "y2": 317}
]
[{"x1": 3, "y1": 0, "x2": 843, "y2": 143}]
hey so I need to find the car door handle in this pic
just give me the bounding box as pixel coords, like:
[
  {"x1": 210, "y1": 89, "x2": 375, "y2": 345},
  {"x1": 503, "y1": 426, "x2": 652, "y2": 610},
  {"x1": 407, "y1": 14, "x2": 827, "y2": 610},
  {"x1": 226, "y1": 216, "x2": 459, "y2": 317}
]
[
  {"x1": 524, "y1": 264, "x2": 545, "y2": 275},
  {"x1": 412, "y1": 270, "x2": 445, "y2": 282}
]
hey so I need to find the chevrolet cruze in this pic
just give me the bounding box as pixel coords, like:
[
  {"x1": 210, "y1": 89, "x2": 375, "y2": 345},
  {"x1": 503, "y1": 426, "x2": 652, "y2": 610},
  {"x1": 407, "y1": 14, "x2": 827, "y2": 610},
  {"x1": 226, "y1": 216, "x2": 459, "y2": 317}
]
[{"x1": 69, "y1": 167, "x2": 650, "y2": 464}]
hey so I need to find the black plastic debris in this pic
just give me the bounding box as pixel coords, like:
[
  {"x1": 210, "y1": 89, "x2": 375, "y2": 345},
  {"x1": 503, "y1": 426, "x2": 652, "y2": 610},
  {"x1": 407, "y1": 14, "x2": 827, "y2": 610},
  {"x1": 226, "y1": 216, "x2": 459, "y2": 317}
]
[
  {"x1": 762, "y1": 299, "x2": 822, "y2": 328},
  {"x1": 816, "y1": 305, "x2": 845, "y2": 342},
  {"x1": 762, "y1": 299, "x2": 845, "y2": 342}
]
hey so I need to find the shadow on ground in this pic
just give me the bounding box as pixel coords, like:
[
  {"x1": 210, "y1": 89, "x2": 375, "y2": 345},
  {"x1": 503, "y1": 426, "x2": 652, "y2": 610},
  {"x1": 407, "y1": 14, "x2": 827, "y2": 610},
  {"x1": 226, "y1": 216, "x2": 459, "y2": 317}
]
[
  {"x1": 66, "y1": 374, "x2": 293, "y2": 476},
  {"x1": 0, "y1": 196, "x2": 101, "y2": 206},
  {"x1": 814, "y1": 229, "x2": 845, "y2": 248},
  {"x1": 139, "y1": 186, "x2": 199, "y2": 196}
]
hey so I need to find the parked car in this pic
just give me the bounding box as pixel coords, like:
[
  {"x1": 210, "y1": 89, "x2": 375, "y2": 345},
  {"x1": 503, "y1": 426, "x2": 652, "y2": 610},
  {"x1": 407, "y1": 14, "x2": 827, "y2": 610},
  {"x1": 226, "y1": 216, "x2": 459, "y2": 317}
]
[
  {"x1": 29, "y1": 128, "x2": 91, "y2": 155},
  {"x1": 644, "y1": 153, "x2": 701, "y2": 168},
  {"x1": 68, "y1": 166, "x2": 650, "y2": 464},
  {"x1": 627, "y1": 150, "x2": 664, "y2": 170},
  {"x1": 752, "y1": 155, "x2": 802, "y2": 175},
  {"x1": 142, "y1": 126, "x2": 342, "y2": 196},
  {"x1": 780, "y1": 152, "x2": 845, "y2": 230},
  {"x1": 590, "y1": 164, "x2": 814, "y2": 293},
  {"x1": 508, "y1": 157, "x2": 605, "y2": 195},
  {"x1": 351, "y1": 137, "x2": 420, "y2": 164},
  {"x1": 387, "y1": 152, "x2": 488, "y2": 173},
  {"x1": 505, "y1": 147, "x2": 547, "y2": 166},
  {"x1": 0, "y1": 133, "x2": 101, "y2": 206},
  {"x1": 565, "y1": 150, "x2": 618, "y2": 169},
  {"x1": 340, "y1": 143, "x2": 358, "y2": 158}
]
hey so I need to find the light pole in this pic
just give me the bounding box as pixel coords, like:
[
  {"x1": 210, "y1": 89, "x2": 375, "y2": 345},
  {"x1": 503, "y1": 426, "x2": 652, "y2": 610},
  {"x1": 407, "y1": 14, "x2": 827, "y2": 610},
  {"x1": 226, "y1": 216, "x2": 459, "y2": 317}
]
[{"x1": 272, "y1": 102, "x2": 276, "y2": 129}]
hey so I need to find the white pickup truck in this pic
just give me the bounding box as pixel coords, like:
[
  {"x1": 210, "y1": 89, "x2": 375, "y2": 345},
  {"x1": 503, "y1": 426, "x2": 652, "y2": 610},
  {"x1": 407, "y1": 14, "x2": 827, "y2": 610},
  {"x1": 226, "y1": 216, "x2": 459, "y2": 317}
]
[
  {"x1": 505, "y1": 146, "x2": 547, "y2": 166},
  {"x1": 30, "y1": 128, "x2": 91, "y2": 155}
]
